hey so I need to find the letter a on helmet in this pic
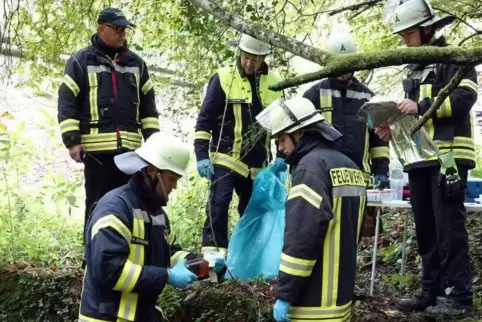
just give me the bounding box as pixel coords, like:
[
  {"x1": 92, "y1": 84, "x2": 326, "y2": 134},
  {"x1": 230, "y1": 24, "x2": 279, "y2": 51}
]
[
  {"x1": 391, "y1": 0, "x2": 455, "y2": 34},
  {"x1": 325, "y1": 32, "x2": 358, "y2": 54}
]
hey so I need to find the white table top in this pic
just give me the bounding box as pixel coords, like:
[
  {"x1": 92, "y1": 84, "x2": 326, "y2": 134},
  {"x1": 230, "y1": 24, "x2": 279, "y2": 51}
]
[{"x1": 367, "y1": 200, "x2": 482, "y2": 212}]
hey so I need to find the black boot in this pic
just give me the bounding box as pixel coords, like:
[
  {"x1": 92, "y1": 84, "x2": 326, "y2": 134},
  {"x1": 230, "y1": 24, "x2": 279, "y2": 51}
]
[
  {"x1": 396, "y1": 291, "x2": 437, "y2": 311},
  {"x1": 424, "y1": 297, "x2": 473, "y2": 319}
]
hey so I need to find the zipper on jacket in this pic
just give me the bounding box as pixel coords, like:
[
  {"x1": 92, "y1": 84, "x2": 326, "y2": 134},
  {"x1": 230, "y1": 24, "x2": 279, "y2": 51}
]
[{"x1": 110, "y1": 53, "x2": 122, "y2": 150}]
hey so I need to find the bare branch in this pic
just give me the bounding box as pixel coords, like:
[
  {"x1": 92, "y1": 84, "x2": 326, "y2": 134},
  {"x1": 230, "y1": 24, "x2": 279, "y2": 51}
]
[
  {"x1": 409, "y1": 64, "x2": 474, "y2": 136},
  {"x1": 328, "y1": 0, "x2": 383, "y2": 16},
  {"x1": 458, "y1": 31, "x2": 482, "y2": 46}
]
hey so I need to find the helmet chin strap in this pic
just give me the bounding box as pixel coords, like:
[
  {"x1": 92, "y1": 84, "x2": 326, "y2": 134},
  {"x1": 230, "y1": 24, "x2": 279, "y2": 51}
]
[{"x1": 156, "y1": 172, "x2": 169, "y2": 202}]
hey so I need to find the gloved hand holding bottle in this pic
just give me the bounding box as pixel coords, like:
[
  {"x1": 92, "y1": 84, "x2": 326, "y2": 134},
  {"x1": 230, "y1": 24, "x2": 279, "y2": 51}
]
[
  {"x1": 167, "y1": 259, "x2": 197, "y2": 289},
  {"x1": 197, "y1": 159, "x2": 214, "y2": 180},
  {"x1": 273, "y1": 299, "x2": 291, "y2": 322}
]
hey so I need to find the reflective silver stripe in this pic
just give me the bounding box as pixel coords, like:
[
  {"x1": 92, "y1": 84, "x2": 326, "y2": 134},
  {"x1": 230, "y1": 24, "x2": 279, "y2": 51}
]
[
  {"x1": 326, "y1": 198, "x2": 339, "y2": 307},
  {"x1": 119, "y1": 293, "x2": 137, "y2": 321},
  {"x1": 332, "y1": 185, "x2": 366, "y2": 197},
  {"x1": 290, "y1": 305, "x2": 350, "y2": 316},
  {"x1": 87, "y1": 65, "x2": 111, "y2": 73},
  {"x1": 319, "y1": 88, "x2": 341, "y2": 97},
  {"x1": 280, "y1": 258, "x2": 314, "y2": 272},
  {"x1": 346, "y1": 90, "x2": 372, "y2": 100},
  {"x1": 151, "y1": 214, "x2": 166, "y2": 226},
  {"x1": 115, "y1": 66, "x2": 140, "y2": 74},
  {"x1": 115, "y1": 262, "x2": 141, "y2": 292}
]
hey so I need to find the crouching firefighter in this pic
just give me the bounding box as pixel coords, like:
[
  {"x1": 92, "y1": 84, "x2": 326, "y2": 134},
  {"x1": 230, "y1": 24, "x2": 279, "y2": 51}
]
[
  {"x1": 79, "y1": 132, "x2": 226, "y2": 322},
  {"x1": 194, "y1": 33, "x2": 285, "y2": 254},
  {"x1": 256, "y1": 97, "x2": 367, "y2": 322}
]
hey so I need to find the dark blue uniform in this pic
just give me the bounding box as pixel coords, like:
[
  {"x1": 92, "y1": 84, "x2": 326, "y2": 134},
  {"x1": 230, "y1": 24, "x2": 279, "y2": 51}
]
[{"x1": 79, "y1": 173, "x2": 200, "y2": 322}]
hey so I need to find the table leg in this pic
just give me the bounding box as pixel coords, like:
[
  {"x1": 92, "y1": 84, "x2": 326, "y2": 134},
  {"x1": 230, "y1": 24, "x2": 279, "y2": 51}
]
[
  {"x1": 370, "y1": 207, "x2": 381, "y2": 296},
  {"x1": 401, "y1": 211, "x2": 409, "y2": 276}
]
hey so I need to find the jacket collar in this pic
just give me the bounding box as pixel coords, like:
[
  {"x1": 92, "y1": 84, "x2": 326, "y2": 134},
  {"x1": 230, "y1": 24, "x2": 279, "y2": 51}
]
[
  {"x1": 236, "y1": 56, "x2": 269, "y2": 78},
  {"x1": 91, "y1": 33, "x2": 129, "y2": 59},
  {"x1": 129, "y1": 172, "x2": 166, "y2": 214},
  {"x1": 285, "y1": 132, "x2": 331, "y2": 167}
]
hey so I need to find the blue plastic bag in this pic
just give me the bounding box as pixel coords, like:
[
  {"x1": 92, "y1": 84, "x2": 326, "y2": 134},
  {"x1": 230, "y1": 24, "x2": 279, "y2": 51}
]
[{"x1": 225, "y1": 162, "x2": 288, "y2": 280}]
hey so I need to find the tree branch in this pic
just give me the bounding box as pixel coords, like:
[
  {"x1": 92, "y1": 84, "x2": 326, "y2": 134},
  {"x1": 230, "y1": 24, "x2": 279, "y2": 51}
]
[
  {"x1": 409, "y1": 64, "x2": 474, "y2": 136},
  {"x1": 186, "y1": 0, "x2": 333, "y2": 66},
  {"x1": 328, "y1": 0, "x2": 382, "y2": 16},
  {"x1": 269, "y1": 46, "x2": 482, "y2": 90}
]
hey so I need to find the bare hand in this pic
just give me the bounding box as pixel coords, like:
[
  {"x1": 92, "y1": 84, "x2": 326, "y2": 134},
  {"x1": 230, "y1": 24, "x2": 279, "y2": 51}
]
[
  {"x1": 375, "y1": 125, "x2": 392, "y2": 142},
  {"x1": 68, "y1": 144, "x2": 83, "y2": 162},
  {"x1": 397, "y1": 99, "x2": 418, "y2": 115}
]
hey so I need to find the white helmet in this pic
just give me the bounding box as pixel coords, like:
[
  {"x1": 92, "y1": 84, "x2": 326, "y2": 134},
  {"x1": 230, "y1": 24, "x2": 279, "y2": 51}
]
[
  {"x1": 392, "y1": 0, "x2": 455, "y2": 34},
  {"x1": 238, "y1": 34, "x2": 271, "y2": 56},
  {"x1": 326, "y1": 32, "x2": 358, "y2": 54},
  {"x1": 114, "y1": 132, "x2": 190, "y2": 176},
  {"x1": 255, "y1": 97, "x2": 323, "y2": 136}
]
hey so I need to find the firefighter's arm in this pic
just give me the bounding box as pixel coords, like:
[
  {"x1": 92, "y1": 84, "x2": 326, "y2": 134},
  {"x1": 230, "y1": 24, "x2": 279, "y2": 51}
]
[
  {"x1": 194, "y1": 74, "x2": 224, "y2": 161},
  {"x1": 418, "y1": 64, "x2": 478, "y2": 120},
  {"x1": 57, "y1": 55, "x2": 84, "y2": 148},
  {"x1": 88, "y1": 211, "x2": 168, "y2": 297},
  {"x1": 138, "y1": 60, "x2": 160, "y2": 140},
  {"x1": 276, "y1": 169, "x2": 333, "y2": 303},
  {"x1": 302, "y1": 83, "x2": 322, "y2": 111},
  {"x1": 369, "y1": 128, "x2": 390, "y2": 176}
]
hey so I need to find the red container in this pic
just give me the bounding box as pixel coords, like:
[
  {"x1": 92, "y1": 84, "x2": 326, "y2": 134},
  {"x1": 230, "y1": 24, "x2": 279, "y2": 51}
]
[{"x1": 186, "y1": 258, "x2": 210, "y2": 280}]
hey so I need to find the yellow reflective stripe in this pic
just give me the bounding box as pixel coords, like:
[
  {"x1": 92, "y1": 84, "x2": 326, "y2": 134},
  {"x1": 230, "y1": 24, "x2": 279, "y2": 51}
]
[
  {"x1": 363, "y1": 172, "x2": 371, "y2": 187},
  {"x1": 140, "y1": 117, "x2": 160, "y2": 130},
  {"x1": 322, "y1": 197, "x2": 342, "y2": 307},
  {"x1": 258, "y1": 71, "x2": 284, "y2": 106},
  {"x1": 279, "y1": 253, "x2": 316, "y2": 277},
  {"x1": 170, "y1": 251, "x2": 189, "y2": 267},
  {"x1": 357, "y1": 196, "x2": 366, "y2": 242},
  {"x1": 434, "y1": 136, "x2": 475, "y2": 161},
  {"x1": 81, "y1": 131, "x2": 142, "y2": 152},
  {"x1": 419, "y1": 84, "x2": 432, "y2": 101},
  {"x1": 195, "y1": 130, "x2": 211, "y2": 140},
  {"x1": 63, "y1": 74, "x2": 80, "y2": 97},
  {"x1": 91, "y1": 215, "x2": 132, "y2": 242},
  {"x1": 289, "y1": 301, "x2": 352, "y2": 320},
  {"x1": 362, "y1": 128, "x2": 370, "y2": 174},
  {"x1": 211, "y1": 152, "x2": 250, "y2": 177},
  {"x1": 251, "y1": 167, "x2": 262, "y2": 180},
  {"x1": 459, "y1": 79, "x2": 478, "y2": 93},
  {"x1": 117, "y1": 209, "x2": 145, "y2": 321},
  {"x1": 435, "y1": 96, "x2": 452, "y2": 118},
  {"x1": 141, "y1": 78, "x2": 154, "y2": 95},
  {"x1": 287, "y1": 184, "x2": 323, "y2": 209},
  {"x1": 88, "y1": 72, "x2": 99, "y2": 135},
  {"x1": 201, "y1": 246, "x2": 227, "y2": 254},
  {"x1": 370, "y1": 146, "x2": 389, "y2": 159},
  {"x1": 134, "y1": 74, "x2": 140, "y2": 121},
  {"x1": 59, "y1": 118, "x2": 80, "y2": 134},
  {"x1": 319, "y1": 94, "x2": 333, "y2": 124},
  {"x1": 113, "y1": 260, "x2": 142, "y2": 293},
  {"x1": 232, "y1": 103, "x2": 243, "y2": 159}
]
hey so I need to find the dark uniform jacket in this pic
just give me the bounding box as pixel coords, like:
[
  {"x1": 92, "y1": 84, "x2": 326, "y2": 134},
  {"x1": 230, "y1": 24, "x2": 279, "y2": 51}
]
[
  {"x1": 276, "y1": 129, "x2": 366, "y2": 322},
  {"x1": 79, "y1": 173, "x2": 200, "y2": 322},
  {"x1": 58, "y1": 34, "x2": 160, "y2": 154},
  {"x1": 194, "y1": 58, "x2": 283, "y2": 179},
  {"x1": 402, "y1": 36, "x2": 478, "y2": 171},
  {"x1": 303, "y1": 78, "x2": 389, "y2": 183}
]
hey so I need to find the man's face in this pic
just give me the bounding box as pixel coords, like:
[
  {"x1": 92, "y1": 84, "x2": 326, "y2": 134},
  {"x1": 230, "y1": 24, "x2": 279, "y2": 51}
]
[
  {"x1": 240, "y1": 51, "x2": 265, "y2": 76},
  {"x1": 399, "y1": 27, "x2": 422, "y2": 47},
  {"x1": 276, "y1": 133, "x2": 299, "y2": 156},
  {"x1": 98, "y1": 24, "x2": 127, "y2": 49},
  {"x1": 156, "y1": 170, "x2": 180, "y2": 199},
  {"x1": 336, "y1": 73, "x2": 353, "y2": 83}
]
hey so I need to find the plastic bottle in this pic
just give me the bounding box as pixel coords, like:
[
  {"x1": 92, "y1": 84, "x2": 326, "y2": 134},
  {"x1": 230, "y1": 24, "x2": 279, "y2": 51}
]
[{"x1": 185, "y1": 258, "x2": 210, "y2": 280}]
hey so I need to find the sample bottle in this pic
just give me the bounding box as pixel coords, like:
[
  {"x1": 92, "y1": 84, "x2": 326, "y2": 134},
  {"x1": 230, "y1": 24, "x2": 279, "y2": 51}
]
[{"x1": 185, "y1": 258, "x2": 210, "y2": 280}]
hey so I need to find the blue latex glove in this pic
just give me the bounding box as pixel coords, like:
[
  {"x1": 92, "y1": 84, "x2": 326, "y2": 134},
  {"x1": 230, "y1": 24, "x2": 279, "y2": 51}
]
[
  {"x1": 367, "y1": 115, "x2": 375, "y2": 129},
  {"x1": 271, "y1": 157, "x2": 287, "y2": 173},
  {"x1": 374, "y1": 174, "x2": 388, "y2": 188},
  {"x1": 273, "y1": 299, "x2": 291, "y2": 322},
  {"x1": 167, "y1": 259, "x2": 197, "y2": 288},
  {"x1": 197, "y1": 159, "x2": 214, "y2": 180}
]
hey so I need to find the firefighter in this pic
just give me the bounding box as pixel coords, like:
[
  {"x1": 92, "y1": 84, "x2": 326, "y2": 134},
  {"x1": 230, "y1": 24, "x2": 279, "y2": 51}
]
[
  {"x1": 256, "y1": 97, "x2": 366, "y2": 322},
  {"x1": 79, "y1": 132, "x2": 226, "y2": 322},
  {"x1": 303, "y1": 31, "x2": 390, "y2": 188},
  {"x1": 57, "y1": 8, "x2": 160, "y2": 240},
  {"x1": 194, "y1": 33, "x2": 286, "y2": 254},
  {"x1": 375, "y1": 0, "x2": 477, "y2": 318}
]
